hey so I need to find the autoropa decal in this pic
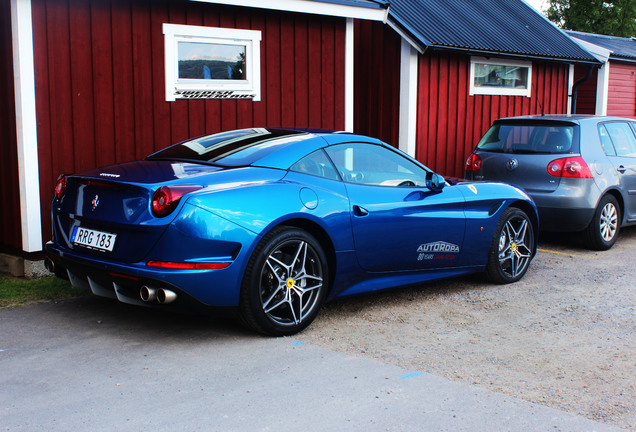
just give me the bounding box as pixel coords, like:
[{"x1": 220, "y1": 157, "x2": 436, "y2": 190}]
[
  {"x1": 417, "y1": 241, "x2": 460, "y2": 261},
  {"x1": 468, "y1": 184, "x2": 478, "y2": 194}
]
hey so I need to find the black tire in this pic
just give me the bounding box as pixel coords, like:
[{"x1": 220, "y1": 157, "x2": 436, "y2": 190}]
[
  {"x1": 239, "y1": 227, "x2": 328, "y2": 336},
  {"x1": 486, "y1": 207, "x2": 534, "y2": 284},
  {"x1": 583, "y1": 195, "x2": 620, "y2": 251}
]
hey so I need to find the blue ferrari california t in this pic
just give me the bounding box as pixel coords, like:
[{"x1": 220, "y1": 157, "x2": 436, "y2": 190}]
[{"x1": 46, "y1": 128, "x2": 538, "y2": 335}]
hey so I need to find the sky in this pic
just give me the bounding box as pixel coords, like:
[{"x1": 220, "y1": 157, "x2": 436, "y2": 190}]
[{"x1": 525, "y1": 0, "x2": 548, "y2": 13}]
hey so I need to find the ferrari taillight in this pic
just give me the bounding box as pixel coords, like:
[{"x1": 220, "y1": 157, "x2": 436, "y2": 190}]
[
  {"x1": 547, "y1": 157, "x2": 593, "y2": 179},
  {"x1": 465, "y1": 153, "x2": 482, "y2": 172},
  {"x1": 151, "y1": 185, "x2": 202, "y2": 217},
  {"x1": 54, "y1": 175, "x2": 67, "y2": 200}
]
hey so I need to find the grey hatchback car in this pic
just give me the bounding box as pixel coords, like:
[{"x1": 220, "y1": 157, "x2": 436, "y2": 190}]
[{"x1": 464, "y1": 115, "x2": 636, "y2": 250}]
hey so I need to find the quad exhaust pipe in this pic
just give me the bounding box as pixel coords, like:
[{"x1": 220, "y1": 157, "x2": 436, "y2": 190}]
[
  {"x1": 44, "y1": 257, "x2": 55, "y2": 273},
  {"x1": 140, "y1": 285, "x2": 156, "y2": 302},
  {"x1": 157, "y1": 288, "x2": 177, "y2": 304},
  {"x1": 140, "y1": 286, "x2": 177, "y2": 304}
]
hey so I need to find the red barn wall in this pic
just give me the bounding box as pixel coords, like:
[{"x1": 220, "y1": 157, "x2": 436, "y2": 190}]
[
  {"x1": 607, "y1": 61, "x2": 636, "y2": 118},
  {"x1": 354, "y1": 20, "x2": 400, "y2": 148},
  {"x1": 352, "y1": 23, "x2": 571, "y2": 179},
  {"x1": 416, "y1": 52, "x2": 570, "y2": 177},
  {"x1": 31, "y1": 0, "x2": 346, "y2": 248},
  {"x1": 573, "y1": 64, "x2": 597, "y2": 115},
  {"x1": 0, "y1": 0, "x2": 22, "y2": 253}
]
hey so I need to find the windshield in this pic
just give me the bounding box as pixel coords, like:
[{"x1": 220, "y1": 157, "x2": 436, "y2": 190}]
[
  {"x1": 477, "y1": 123, "x2": 578, "y2": 154},
  {"x1": 147, "y1": 128, "x2": 308, "y2": 167}
]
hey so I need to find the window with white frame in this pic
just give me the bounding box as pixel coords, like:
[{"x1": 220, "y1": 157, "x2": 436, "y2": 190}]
[
  {"x1": 469, "y1": 57, "x2": 532, "y2": 97},
  {"x1": 163, "y1": 24, "x2": 261, "y2": 101}
]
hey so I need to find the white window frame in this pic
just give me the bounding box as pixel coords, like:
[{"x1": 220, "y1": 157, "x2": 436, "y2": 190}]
[
  {"x1": 163, "y1": 23, "x2": 261, "y2": 101},
  {"x1": 469, "y1": 57, "x2": 532, "y2": 98}
]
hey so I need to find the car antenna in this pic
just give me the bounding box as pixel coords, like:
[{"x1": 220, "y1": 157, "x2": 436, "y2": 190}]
[{"x1": 533, "y1": 81, "x2": 545, "y2": 116}]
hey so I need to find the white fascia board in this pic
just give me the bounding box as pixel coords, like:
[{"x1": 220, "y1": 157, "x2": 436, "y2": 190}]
[
  {"x1": 399, "y1": 39, "x2": 418, "y2": 158},
  {"x1": 344, "y1": 18, "x2": 354, "y2": 132},
  {"x1": 189, "y1": 0, "x2": 388, "y2": 21},
  {"x1": 570, "y1": 37, "x2": 611, "y2": 63},
  {"x1": 388, "y1": 20, "x2": 425, "y2": 55},
  {"x1": 596, "y1": 62, "x2": 610, "y2": 116},
  {"x1": 11, "y1": 0, "x2": 43, "y2": 253}
]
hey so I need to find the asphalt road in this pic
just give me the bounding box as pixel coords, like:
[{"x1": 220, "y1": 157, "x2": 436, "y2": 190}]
[{"x1": 1, "y1": 289, "x2": 627, "y2": 431}]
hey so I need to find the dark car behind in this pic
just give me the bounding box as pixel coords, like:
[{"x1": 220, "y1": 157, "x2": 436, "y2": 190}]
[{"x1": 465, "y1": 115, "x2": 636, "y2": 250}]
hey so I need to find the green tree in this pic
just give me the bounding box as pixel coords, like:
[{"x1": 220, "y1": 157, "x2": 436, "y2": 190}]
[{"x1": 547, "y1": 0, "x2": 636, "y2": 37}]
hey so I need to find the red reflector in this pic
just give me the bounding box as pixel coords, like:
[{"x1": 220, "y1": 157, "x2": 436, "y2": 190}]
[
  {"x1": 108, "y1": 272, "x2": 140, "y2": 280},
  {"x1": 465, "y1": 153, "x2": 482, "y2": 172},
  {"x1": 146, "y1": 261, "x2": 231, "y2": 270}
]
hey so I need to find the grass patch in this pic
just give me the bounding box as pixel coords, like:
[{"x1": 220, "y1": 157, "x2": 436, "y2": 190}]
[{"x1": 0, "y1": 274, "x2": 87, "y2": 309}]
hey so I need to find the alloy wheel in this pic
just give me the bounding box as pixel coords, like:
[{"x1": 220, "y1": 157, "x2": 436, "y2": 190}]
[
  {"x1": 497, "y1": 215, "x2": 533, "y2": 279},
  {"x1": 599, "y1": 202, "x2": 618, "y2": 242},
  {"x1": 259, "y1": 239, "x2": 324, "y2": 327}
]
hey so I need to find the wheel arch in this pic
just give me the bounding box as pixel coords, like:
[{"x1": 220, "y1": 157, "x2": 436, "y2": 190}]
[
  {"x1": 601, "y1": 188, "x2": 625, "y2": 224},
  {"x1": 268, "y1": 218, "x2": 337, "y2": 292},
  {"x1": 508, "y1": 200, "x2": 539, "y2": 255}
]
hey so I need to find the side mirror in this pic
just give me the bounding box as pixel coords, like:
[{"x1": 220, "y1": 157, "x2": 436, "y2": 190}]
[{"x1": 426, "y1": 172, "x2": 445, "y2": 192}]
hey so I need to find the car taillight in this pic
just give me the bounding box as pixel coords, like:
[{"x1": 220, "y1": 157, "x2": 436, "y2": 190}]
[
  {"x1": 54, "y1": 175, "x2": 67, "y2": 199},
  {"x1": 465, "y1": 153, "x2": 482, "y2": 172},
  {"x1": 547, "y1": 157, "x2": 593, "y2": 179},
  {"x1": 151, "y1": 185, "x2": 202, "y2": 217}
]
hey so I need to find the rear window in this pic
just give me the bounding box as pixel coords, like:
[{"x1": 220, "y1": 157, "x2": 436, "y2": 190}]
[
  {"x1": 476, "y1": 123, "x2": 578, "y2": 154},
  {"x1": 146, "y1": 128, "x2": 308, "y2": 167}
]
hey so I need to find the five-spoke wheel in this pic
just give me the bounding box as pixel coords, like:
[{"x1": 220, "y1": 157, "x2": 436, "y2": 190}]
[
  {"x1": 240, "y1": 227, "x2": 328, "y2": 336},
  {"x1": 486, "y1": 207, "x2": 534, "y2": 283}
]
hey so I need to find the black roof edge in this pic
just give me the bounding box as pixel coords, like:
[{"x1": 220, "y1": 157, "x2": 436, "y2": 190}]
[{"x1": 612, "y1": 58, "x2": 636, "y2": 65}]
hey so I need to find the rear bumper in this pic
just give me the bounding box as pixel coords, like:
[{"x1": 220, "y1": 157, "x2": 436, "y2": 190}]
[
  {"x1": 528, "y1": 179, "x2": 601, "y2": 232},
  {"x1": 534, "y1": 207, "x2": 595, "y2": 232},
  {"x1": 46, "y1": 241, "x2": 244, "y2": 310},
  {"x1": 45, "y1": 245, "x2": 220, "y2": 312},
  {"x1": 47, "y1": 203, "x2": 260, "y2": 308}
]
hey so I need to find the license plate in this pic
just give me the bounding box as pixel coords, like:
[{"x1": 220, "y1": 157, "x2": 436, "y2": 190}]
[{"x1": 72, "y1": 226, "x2": 117, "y2": 252}]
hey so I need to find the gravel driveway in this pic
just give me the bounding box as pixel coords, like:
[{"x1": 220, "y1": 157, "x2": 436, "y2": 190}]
[{"x1": 301, "y1": 227, "x2": 636, "y2": 430}]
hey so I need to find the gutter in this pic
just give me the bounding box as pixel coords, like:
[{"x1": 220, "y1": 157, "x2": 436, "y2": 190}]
[{"x1": 427, "y1": 45, "x2": 602, "y2": 66}]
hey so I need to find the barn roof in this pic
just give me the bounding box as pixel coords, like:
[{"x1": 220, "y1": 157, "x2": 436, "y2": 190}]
[
  {"x1": 387, "y1": 0, "x2": 599, "y2": 64},
  {"x1": 567, "y1": 31, "x2": 636, "y2": 64}
]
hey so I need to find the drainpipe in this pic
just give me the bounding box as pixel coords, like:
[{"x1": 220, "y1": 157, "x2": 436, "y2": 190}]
[{"x1": 570, "y1": 65, "x2": 594, "y2": 114}]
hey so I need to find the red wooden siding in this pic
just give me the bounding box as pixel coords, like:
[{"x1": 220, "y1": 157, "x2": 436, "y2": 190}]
[
  {"x1": 607, "y1": 62, "x2": 636, "y2": 119},
  {"x1": 353, "y1": 20, "x2": 401, "y2": 148},
  {"x1": 0, "y1": 0, "x2": 22, "y2": 253},
  {"x1": 572, "y1": 64, "x2": 597, "y2": 115},
  {"x1": 416, "y1": 52, "x2": 570, "y2": 177},
  {"x1": 31, "y1": 0, "x2": 346, "y2": 248}
]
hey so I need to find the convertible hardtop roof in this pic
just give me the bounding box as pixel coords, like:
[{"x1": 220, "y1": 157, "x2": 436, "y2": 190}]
[{"x1": 146, "y1": 127, "x2": 385, "y2": 169}]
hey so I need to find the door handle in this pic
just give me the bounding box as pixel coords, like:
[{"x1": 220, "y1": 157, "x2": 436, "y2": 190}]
[
  {"x1": 617, "y1": 165, "x2": 627, "y2": 174},
  {"x1": 352, "y1": 205, "x2": 369, "y2": 217}
]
